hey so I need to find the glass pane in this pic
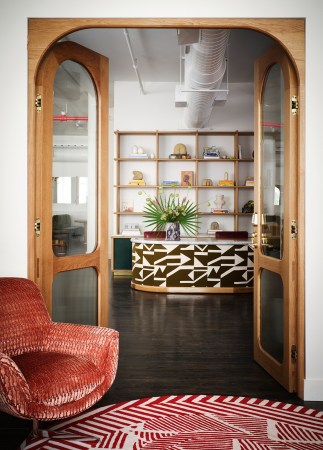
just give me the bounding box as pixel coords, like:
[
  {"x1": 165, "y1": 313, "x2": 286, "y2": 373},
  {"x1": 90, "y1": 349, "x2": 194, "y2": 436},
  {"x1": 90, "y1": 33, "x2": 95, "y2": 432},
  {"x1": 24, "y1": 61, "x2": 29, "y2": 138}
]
[
  {"x1": 52, "y1": 60, "x2": 97, "y2": 257},
  {"x1": 260, "y1": 269, "x2": 284, "y2": 363},
  {"x1": 261, "y1": 63, "x2": 284, "y2": 259},
  {"x1": 52, "y1": 268, "x2": 98, "y2": 325}
]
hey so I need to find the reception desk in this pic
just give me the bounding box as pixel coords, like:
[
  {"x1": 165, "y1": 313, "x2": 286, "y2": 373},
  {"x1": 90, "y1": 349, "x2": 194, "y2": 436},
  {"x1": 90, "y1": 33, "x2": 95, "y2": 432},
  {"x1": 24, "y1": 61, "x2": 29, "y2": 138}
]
[{"x1": 131, "y1": 237, "x2": 254, "y2": 293}]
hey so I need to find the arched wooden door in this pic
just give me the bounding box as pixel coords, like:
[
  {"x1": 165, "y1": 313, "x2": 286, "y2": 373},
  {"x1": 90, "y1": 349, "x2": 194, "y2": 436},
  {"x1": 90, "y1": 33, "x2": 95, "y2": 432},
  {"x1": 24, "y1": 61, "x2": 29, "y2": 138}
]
[
  {"x1": 253, "y1": 45, "x2": 298, "y2": 391},
  {"x1": 34, "y1": 41, "x2": 109, "y2": 326}
]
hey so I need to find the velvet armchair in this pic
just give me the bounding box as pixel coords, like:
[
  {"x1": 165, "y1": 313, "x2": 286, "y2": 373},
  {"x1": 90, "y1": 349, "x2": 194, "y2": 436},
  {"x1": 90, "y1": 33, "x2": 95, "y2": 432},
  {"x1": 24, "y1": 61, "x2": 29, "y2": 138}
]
[{"x1": 0, "y1": 277, "x2": 119, "y2": 440}]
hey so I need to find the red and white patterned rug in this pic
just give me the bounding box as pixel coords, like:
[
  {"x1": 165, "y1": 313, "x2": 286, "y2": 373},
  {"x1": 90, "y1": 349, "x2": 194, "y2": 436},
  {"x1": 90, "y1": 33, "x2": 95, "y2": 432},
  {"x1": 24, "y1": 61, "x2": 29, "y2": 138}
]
[{"x1": 21, "y1": 395, "x2": 323, "y2": 449}]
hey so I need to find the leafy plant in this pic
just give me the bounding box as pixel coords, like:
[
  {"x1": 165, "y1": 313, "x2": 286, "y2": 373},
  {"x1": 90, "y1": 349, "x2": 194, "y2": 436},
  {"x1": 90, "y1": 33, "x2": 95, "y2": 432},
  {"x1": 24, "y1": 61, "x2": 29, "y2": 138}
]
[{"x1": 139, "y1": 188, "x2": 200, "y2": 236}]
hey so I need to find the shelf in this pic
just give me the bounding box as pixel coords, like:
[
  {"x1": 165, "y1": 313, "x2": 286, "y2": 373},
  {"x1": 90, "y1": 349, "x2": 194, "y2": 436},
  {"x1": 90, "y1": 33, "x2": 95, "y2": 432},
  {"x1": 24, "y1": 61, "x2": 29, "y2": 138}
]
[
  {"x1": 114, "y1": 129, "x2": 254, "y2": 235},
  {"x1": 115, "y1": 158, "x2": 157, "y2": 161},
  {"x1": 114, "y1": 184, "x2": 157, "y2": 188}
]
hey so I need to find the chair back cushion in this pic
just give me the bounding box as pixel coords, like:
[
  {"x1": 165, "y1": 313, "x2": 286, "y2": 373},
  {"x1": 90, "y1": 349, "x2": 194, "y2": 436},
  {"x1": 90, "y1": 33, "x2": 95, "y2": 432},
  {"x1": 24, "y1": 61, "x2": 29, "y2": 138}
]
[{"x1": 0, "y1": 278, "x2": 51, "y2": 356}]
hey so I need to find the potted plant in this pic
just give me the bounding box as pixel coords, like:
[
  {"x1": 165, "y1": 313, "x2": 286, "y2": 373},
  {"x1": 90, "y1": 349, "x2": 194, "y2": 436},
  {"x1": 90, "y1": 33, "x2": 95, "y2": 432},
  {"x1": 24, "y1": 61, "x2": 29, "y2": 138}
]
[{"x1": 139, "y1": 188, "x2": 200, "y2": 240}]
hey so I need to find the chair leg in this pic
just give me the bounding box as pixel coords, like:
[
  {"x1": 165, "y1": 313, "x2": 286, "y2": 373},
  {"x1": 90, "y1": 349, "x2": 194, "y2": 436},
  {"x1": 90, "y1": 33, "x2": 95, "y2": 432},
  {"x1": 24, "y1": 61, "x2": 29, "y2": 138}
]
[{"x1": 32, "y1": 419, "x2": 39, "y2": 438}]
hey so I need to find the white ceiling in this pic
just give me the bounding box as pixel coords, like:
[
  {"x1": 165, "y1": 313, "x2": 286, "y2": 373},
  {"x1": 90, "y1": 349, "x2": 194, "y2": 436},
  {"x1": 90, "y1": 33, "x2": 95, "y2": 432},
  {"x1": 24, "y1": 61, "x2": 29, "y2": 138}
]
[{"x1": 67, "y1": 28, "x2": 274, "y2": 84}]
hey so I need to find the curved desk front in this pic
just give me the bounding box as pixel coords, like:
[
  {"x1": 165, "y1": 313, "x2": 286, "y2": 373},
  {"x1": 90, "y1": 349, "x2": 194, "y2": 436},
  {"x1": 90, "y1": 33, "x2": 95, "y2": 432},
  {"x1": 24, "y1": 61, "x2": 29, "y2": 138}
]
[{"x1": 131, "y1": 237, "x2": 254, "y2": 293}]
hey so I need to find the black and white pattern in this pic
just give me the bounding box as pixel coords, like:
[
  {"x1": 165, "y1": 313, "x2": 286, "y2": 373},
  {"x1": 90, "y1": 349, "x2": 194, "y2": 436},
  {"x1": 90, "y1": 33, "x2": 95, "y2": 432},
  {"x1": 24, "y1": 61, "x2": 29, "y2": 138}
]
[{"x1": 132, "y1": 243, "x2": 254, "y2": 288}]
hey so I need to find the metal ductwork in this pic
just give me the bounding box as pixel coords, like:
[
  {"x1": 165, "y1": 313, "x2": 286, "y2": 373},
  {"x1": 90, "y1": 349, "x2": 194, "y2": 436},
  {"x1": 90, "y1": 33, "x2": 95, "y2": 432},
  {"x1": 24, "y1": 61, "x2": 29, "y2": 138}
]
[{"x1": 183, "y1": 29, "x2": 230, "y2": 128}]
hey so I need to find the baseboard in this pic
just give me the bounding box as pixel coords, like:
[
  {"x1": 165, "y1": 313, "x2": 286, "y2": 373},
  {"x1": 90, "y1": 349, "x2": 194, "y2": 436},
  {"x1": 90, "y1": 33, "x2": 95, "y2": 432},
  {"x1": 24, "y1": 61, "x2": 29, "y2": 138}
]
[{"x1": 304, "y1": 378, "x2": 323, "y2": 401}]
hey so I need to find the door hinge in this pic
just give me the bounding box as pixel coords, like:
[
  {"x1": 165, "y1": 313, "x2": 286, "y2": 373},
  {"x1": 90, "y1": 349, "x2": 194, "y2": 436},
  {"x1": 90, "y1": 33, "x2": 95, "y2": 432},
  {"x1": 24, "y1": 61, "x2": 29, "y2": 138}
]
[
  {"x1": 291, "y1": 219, "x2": 298, "y2": 240},
  {"x1": 291, "y1": 344, "x2": 298, "y2": 361},
  {"x1": 35, "y1": 94, "x2": 42, "y2": 112},
  {"x1": 34, "y1": 218, "x2": 41, "y2": 237},
  {"x1": 291, "y1": 95, "x2": 298, "y2": 115}
]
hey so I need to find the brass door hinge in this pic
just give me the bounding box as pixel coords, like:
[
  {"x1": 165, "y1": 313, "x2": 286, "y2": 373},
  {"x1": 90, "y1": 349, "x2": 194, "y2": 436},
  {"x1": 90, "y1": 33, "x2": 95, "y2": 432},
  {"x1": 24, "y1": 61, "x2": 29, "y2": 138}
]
[
  {"x1": 35, "y1": 94, "x2": 42, "y2": 112},
  {"x1": 291, "y1": 219, "x2": 298, "y2": 240},
  {"x1": 291, "y1": 344, "x2": 298, "y2": 361},
  {"x1": 291, "y1": 95, "x2": 298, "y2": 115},
  {"x1": 34, "y1": 218, "x2": 41, "y2": 237}
]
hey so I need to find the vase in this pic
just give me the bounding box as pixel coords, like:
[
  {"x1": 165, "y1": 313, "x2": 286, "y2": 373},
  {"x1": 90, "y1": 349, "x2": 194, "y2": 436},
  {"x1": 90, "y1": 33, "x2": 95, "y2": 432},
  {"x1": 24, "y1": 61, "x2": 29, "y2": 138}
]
[{"x1": 165, "y1": 222, "x2": 180, "y2": 241}]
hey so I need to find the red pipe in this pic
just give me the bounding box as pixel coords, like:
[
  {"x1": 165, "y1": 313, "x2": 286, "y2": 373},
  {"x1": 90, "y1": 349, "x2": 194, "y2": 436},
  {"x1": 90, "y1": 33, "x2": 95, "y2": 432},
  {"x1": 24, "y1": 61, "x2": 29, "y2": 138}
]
[
  {"x1": 262, "y1": 122, "x2": 284, "y2": 128},
  {"x1": 53, "y1": 116, "x2": 88, "y2": 121}
]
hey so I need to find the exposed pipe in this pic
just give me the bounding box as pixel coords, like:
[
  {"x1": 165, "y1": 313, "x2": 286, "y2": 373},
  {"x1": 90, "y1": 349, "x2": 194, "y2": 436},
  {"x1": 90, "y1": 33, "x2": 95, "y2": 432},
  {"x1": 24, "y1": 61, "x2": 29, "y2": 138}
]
[
  {"x1": 123, "y1": 28, "x2": 145, "y2": 95},
  {"x1": 184, "y1": 29, "x2": 230, "y2": 128}
]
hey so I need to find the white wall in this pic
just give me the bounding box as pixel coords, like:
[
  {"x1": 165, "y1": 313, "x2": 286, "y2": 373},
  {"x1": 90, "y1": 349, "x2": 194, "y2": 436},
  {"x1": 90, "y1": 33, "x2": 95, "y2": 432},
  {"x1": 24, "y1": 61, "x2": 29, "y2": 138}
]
[
  {"x1": 113, "y1": 81, "x2": 254, "y2": 235},
  {"x1": 0, "y1": 0, "x2": 322, "y2": 401}
]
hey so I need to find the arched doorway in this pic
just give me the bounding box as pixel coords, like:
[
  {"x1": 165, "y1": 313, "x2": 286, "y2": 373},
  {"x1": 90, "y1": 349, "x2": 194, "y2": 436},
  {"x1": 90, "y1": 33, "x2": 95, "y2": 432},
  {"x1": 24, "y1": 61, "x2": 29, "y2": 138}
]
[{"x1": 28, "y1": 18, "x2": 304, "y2": 397}]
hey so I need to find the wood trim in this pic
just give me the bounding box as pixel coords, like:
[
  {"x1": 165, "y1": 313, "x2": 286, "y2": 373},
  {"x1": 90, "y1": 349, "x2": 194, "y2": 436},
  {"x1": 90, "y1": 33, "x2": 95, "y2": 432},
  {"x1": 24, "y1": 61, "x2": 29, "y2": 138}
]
[
  {"x1": 28, "y1": 17, "x2": 304, "y2": 397},
  {"x1": 131, "y1": 282, "x2": 253, "y2": 294}
]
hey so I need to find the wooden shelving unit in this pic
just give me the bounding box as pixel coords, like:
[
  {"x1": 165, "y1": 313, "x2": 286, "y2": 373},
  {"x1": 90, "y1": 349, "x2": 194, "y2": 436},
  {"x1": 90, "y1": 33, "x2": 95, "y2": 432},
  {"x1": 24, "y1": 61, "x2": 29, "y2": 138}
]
[{"x1": 113, "y1": 129, "x2": 254, "y2": 236}]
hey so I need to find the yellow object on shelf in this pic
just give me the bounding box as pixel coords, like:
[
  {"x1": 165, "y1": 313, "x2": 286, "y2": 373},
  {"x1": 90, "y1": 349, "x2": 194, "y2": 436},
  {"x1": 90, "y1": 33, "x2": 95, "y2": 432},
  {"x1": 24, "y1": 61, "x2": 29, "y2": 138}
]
[
  {"x1": 218, "y1": 171, "x2": 234, "y2": 186},
  {"x1": 129, "y1": 180, "x2": 146, "y2": 186}
]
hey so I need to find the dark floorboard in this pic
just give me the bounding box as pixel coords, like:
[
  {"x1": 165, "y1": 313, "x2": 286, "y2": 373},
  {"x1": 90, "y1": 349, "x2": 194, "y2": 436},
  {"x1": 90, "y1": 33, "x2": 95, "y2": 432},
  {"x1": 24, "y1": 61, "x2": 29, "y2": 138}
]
[{"x1": 1, "y1": 271, "x2": 322, "y2": 449}]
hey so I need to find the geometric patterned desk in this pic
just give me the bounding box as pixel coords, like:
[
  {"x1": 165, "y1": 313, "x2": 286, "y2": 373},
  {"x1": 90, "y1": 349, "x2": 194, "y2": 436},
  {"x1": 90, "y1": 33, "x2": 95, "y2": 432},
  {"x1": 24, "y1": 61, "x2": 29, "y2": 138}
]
[{"x1": 132, "y1": 238, "x2": 254, "y2": 293}]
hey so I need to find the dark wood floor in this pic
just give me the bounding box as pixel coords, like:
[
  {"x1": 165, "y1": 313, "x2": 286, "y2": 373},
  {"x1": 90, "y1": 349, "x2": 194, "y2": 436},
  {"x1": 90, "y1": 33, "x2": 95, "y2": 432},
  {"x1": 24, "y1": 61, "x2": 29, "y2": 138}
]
[{"x1": 1, "y1": 272, "x2": 323, "y2": 448}]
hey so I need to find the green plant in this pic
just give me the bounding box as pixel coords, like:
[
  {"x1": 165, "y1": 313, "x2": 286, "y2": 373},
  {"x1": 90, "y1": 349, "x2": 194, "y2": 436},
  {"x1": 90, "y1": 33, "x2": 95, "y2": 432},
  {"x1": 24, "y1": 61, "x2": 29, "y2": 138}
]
[{"x1": 139, "y1": 187, "x2": 200, "y2": 235}]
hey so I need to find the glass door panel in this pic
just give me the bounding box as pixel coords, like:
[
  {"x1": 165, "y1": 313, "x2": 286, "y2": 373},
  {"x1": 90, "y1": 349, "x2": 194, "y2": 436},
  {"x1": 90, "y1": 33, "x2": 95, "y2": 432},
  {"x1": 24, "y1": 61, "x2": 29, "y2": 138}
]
[
  {"x1": 260, "y1": 269, "x2": 284, "y2": 363},
  {"x1": 52, "y1": 60, "x2": 97, "y2": 257},
  {"x1": 261, "y1": 63, "x2": 284, "y2": 260},
  {"x1": 52, "y1": 268, "x2": 98, "y2": 325}
]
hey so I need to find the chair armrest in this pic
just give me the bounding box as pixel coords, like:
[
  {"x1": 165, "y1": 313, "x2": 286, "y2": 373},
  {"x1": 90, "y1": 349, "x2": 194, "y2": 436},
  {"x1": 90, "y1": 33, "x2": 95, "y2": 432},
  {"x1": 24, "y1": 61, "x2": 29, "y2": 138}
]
[
  {"x1": 0, "y1": 352, "x2": 32, "y2": 418},
  {"x1": 44, "y1": 323, "x2": 119, "y2": 373}
]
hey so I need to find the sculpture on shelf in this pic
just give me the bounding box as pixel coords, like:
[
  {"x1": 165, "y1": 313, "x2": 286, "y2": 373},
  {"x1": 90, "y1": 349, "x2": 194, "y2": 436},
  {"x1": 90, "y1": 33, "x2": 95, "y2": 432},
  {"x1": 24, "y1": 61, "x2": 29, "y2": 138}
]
[
  {"x1": 129, "y1": 171, "x2": 145, "y2": 186},
  {"x1": 202, "y1": 178, "x2": 213, "y2": 186},
  {"x1": 169, "y1": 143, "x2": 190, "y2": 159},
  {"x1": 215, "y1": 194, "x2": 225, "y2": 209}
]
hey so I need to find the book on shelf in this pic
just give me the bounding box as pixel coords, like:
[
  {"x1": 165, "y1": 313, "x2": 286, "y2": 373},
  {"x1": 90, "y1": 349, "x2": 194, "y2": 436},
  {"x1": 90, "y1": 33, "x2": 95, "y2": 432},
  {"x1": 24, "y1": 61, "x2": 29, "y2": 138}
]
[
  {"x1": 128, "y1": 180, "x2": 146, "y2": 186},
  {"x1": 207, "y1": 229, "x2": 223, "y2": 235},
  {"x1": 211, "y1": 208, "x2": 229, "y2": 214},
  {"x1": 162, "y1": 181, "x2": 180, "y2": 186},
  {"x1": 203, "y1": 155, "x2": 221, "y2": 159},
  {"x1": 129, "y1": 153, "x2": 148, "y2": 158},
  {"x1": 245, "y1": 176, "x2": 254, "y2": 186}
]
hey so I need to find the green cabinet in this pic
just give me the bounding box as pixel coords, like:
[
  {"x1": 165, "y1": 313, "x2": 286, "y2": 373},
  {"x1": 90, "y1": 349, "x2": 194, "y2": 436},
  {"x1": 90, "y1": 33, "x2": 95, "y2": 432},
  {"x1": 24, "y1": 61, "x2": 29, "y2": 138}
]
[{"x1": 111, "y1": 237, "x2": 133, "y2": 273}]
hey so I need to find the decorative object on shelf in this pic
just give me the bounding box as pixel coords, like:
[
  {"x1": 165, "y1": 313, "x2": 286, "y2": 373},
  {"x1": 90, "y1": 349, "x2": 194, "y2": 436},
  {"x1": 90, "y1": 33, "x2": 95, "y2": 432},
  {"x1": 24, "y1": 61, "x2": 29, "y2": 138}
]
[
  {"x1": 121, "y1": 223, "x2": 141, "y2": 236},
  {"x1": 150, "y1": 152, "x2": 155, "y2": 158},
  {"x1": 202, "y1": 178, "x2": 213, "y2": 186},
  {"x1": 129, "y1": 171, "x2": 146, "y2": 186},
  {"x1": 214, "y1": 194, "x2": 225, "y2": 209},
  {"x1": 122, "y1": 199, "x2": 134, "y2": 212},
  {"x1": 140, "y1": 188, "x2": 200, "y2": 236},
  {"x1": 207, "y1": 221, "x2": 221, "y2": 235},
  {"x1": 218, "y1": 171, "x2": 234, "y2": 186},
  {"x1": 174, "y1": 143, "x2": 187, "y2": 155},
  {"x1": 245, "y1": 176, "x2": 254, "y2": 186},
  {"x1": 203, "y1": 146, "x2": 221, "y2": 158},
  {"x1": 181, "y1": 171, "x2": 194, "y2": 186},
  {"x1": 242, "y1": 200, "x2": 254, "y2": 213},
  {"x1": 129, "y1": 146, "x2": 148, "y2": 158},
  {"x1": 210, "y1": 221, "x2": 220, "y2": 230},
  {"x1": 166, "y1": 222, "x2": 181, "y2": 241},
  {"x1": 169, "y1": 142, "x2": 187, "y2": 159},
  {"x1": 144, "y1": 230, "x2": 166, "y2": 239}
]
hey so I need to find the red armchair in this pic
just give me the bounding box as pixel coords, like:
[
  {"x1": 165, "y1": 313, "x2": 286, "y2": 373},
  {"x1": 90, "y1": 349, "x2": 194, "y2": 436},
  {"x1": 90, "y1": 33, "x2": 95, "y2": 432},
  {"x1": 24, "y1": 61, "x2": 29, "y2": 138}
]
[{"x1": 0, "y1": 277, "x2": 119, "y2": 440}]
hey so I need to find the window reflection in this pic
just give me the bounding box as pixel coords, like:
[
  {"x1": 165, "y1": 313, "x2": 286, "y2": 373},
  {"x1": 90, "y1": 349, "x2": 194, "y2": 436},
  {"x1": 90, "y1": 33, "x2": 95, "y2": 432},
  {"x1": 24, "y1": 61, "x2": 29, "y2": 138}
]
[{"x1": 52, "y1": 60, "x2": 97, "y2": 257}]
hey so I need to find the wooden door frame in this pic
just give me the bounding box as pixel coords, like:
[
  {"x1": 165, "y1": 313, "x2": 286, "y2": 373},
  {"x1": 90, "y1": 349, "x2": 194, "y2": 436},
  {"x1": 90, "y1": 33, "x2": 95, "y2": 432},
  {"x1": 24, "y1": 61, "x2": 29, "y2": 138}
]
[{"x1": 28, "y1": 18, "x2": 305, "y2": 397}]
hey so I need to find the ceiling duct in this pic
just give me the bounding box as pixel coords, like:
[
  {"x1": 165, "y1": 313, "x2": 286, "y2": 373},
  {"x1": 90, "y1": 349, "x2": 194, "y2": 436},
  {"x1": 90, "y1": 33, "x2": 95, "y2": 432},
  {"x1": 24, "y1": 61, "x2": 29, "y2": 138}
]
[{"x1": 183, "y1": 29, "x2": 230, "y2": 128}]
